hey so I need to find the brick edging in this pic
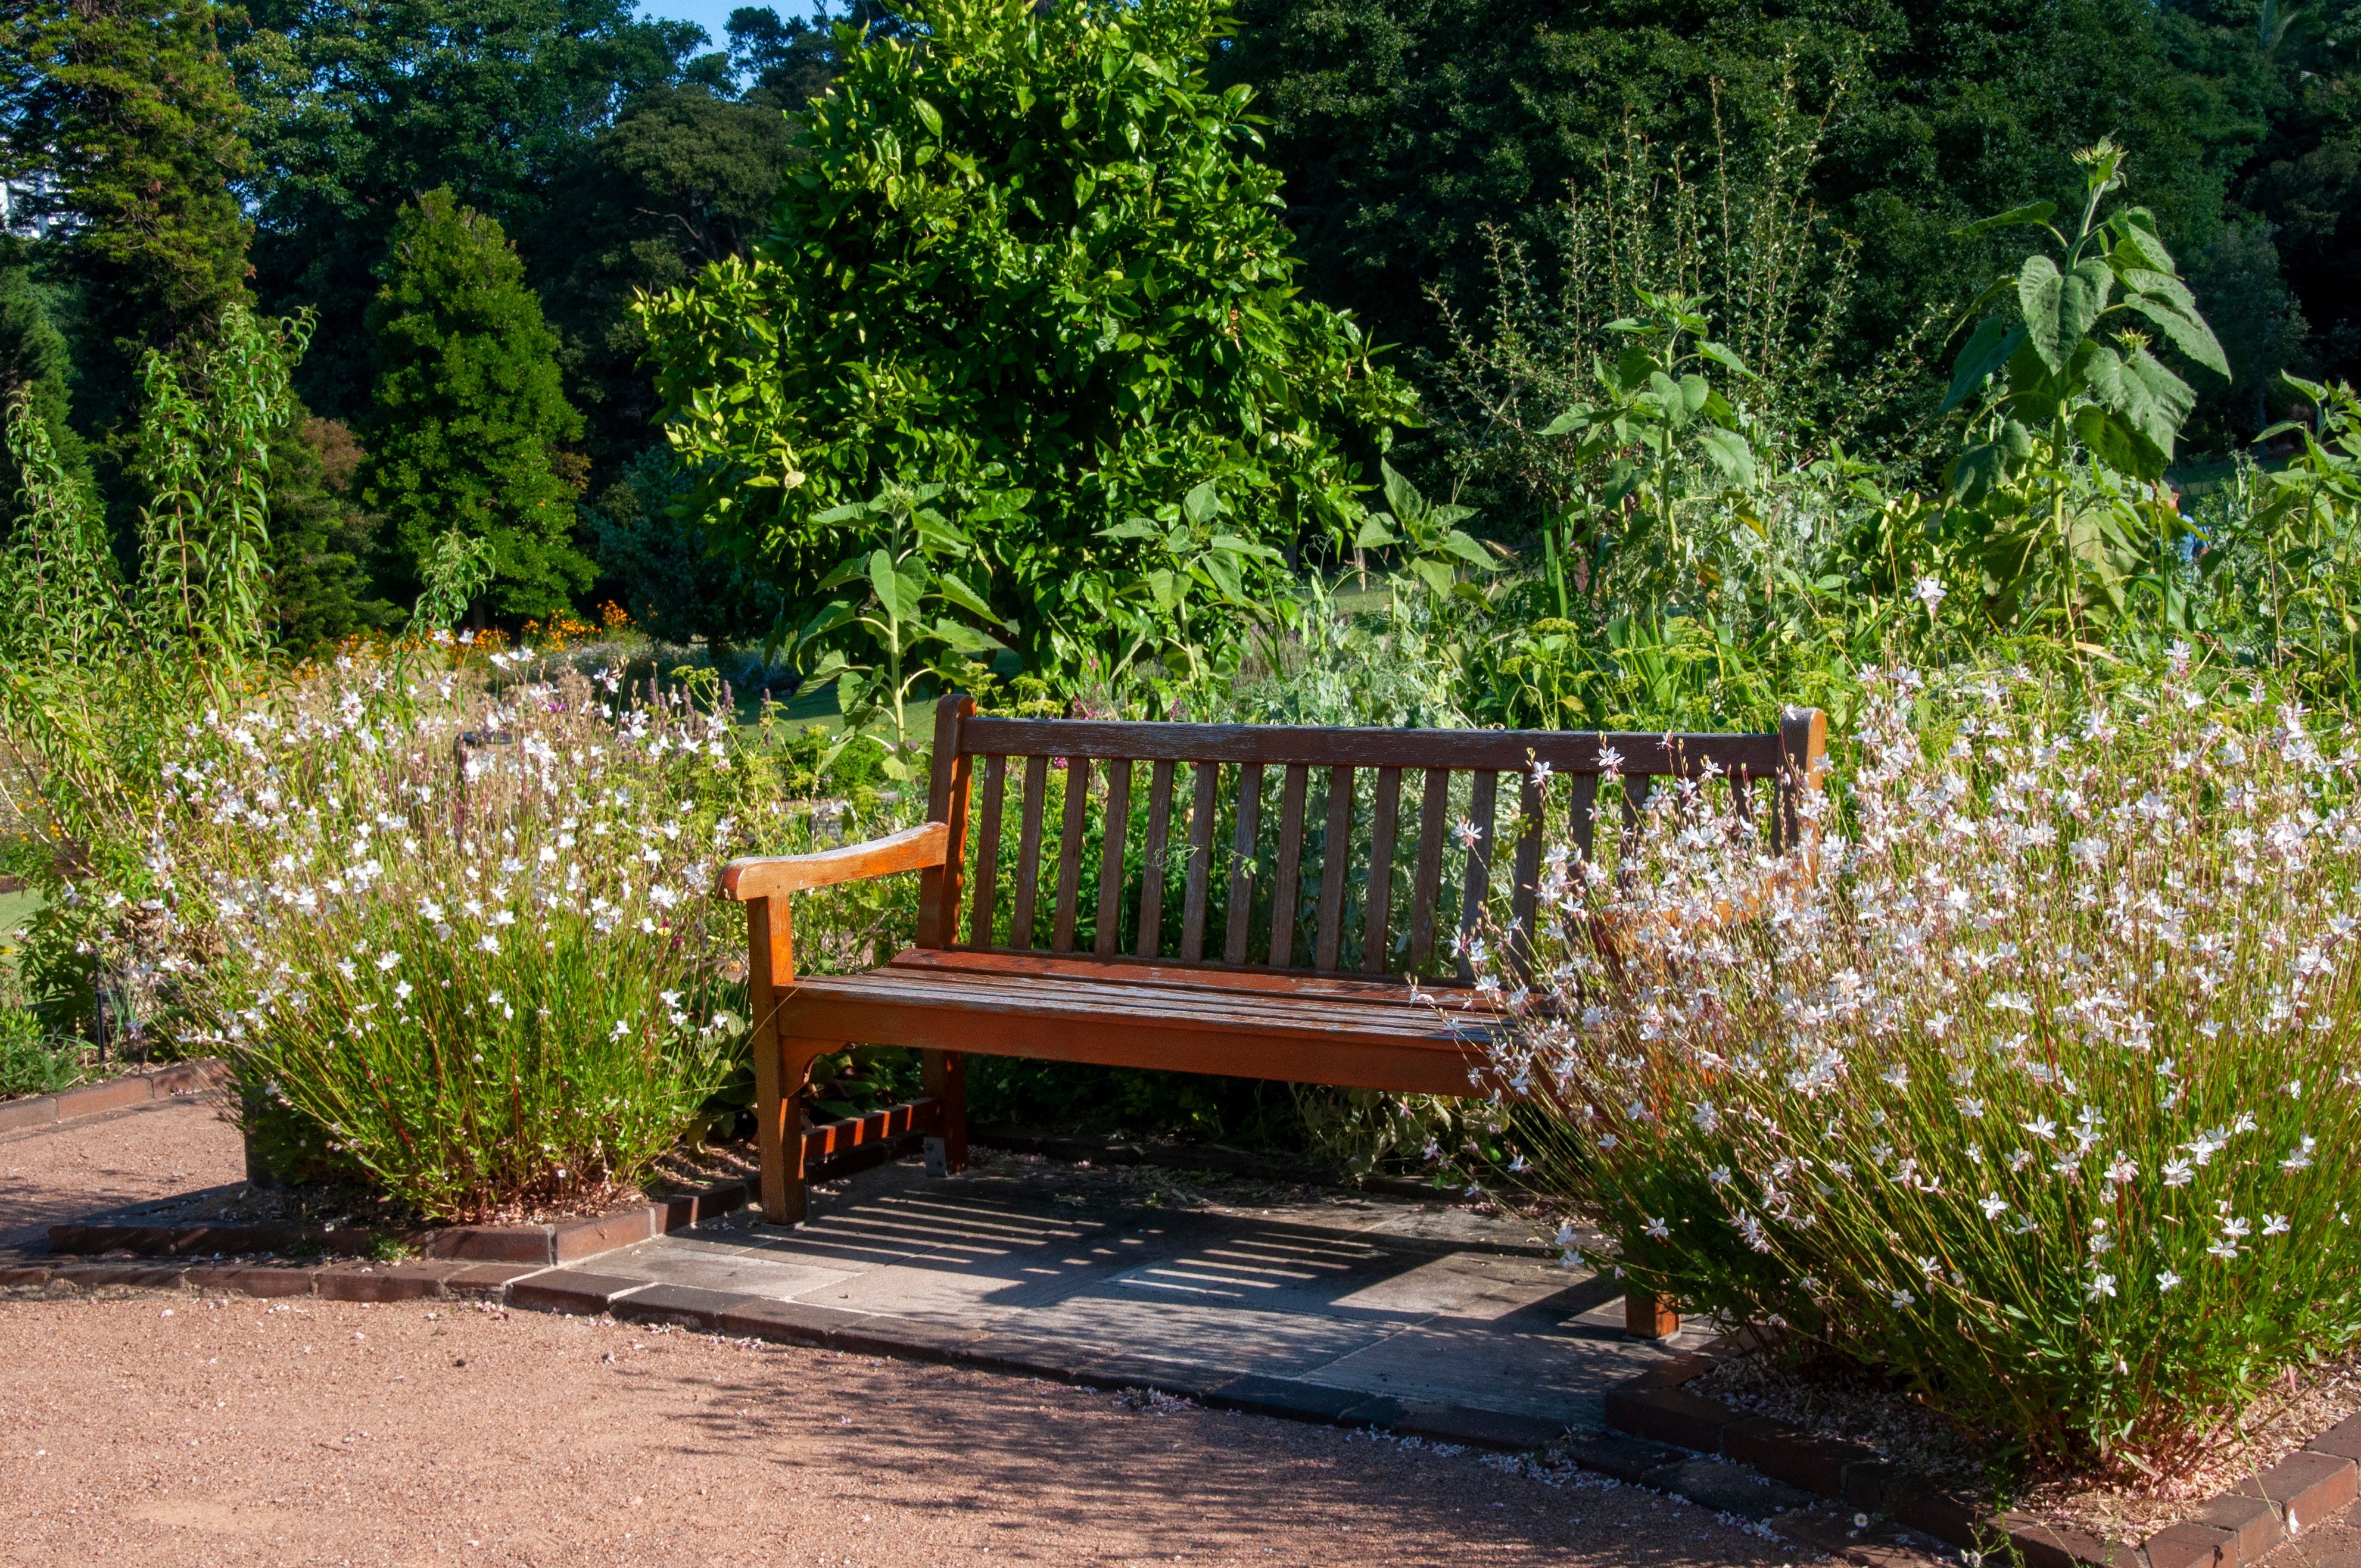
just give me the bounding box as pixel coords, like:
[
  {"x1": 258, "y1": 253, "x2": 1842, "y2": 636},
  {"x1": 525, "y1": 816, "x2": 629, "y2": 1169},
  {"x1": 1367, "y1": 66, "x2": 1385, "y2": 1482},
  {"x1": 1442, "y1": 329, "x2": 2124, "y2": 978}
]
[
  {"x1": 0, "y1": 1255, "x2": 544, "y2": 1302},
  {"x1": 51, "y1": 1179, "x2": 752, "y2": 1267},
  {"x1": 1604, "y1": 1337, "x2": 2361, "y2": 1566},
  {"x1": 0, "y1": 1058, "x2": 232, "y2": 1135}
]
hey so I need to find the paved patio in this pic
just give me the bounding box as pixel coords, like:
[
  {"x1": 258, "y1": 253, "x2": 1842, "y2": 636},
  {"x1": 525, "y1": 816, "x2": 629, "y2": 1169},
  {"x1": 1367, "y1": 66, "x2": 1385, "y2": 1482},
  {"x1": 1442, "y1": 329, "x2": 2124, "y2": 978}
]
[{"x1": 543, "y1": 1147, "x2": 1706, "y2": 1439}]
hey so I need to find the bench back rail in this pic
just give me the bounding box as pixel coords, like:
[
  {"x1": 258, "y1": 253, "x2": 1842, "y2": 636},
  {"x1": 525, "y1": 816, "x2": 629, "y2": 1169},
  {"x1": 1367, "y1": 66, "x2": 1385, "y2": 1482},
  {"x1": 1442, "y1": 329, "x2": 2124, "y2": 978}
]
[{"x1": 915, "y1": 700, "x2": 1825, "y2": 983}]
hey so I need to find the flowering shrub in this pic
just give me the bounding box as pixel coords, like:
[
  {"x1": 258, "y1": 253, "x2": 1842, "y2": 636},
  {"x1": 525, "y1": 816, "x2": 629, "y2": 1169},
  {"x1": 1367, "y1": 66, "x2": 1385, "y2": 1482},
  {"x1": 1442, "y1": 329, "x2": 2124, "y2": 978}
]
[
  {"x1": 1488, "y1": 664, "x2": 2361, "y2": 1469},
  {"x1": 160, "y1": 645, "x2": 915, "y2": 1220}
]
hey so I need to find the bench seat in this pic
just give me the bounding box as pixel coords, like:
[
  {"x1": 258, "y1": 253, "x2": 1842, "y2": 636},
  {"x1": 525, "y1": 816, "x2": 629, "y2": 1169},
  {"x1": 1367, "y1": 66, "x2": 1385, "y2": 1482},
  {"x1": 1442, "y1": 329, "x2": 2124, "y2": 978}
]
[{"x1": 777, "y1": 949, "x2": 1503, "y2": 1098}]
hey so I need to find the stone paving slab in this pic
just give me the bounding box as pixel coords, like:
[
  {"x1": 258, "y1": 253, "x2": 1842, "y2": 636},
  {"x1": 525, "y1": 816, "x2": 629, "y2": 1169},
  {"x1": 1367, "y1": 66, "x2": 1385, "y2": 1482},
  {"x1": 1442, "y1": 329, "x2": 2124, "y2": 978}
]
[{"x1": 562, "y1": 1149, "x2": 1705, "y2": 1437}]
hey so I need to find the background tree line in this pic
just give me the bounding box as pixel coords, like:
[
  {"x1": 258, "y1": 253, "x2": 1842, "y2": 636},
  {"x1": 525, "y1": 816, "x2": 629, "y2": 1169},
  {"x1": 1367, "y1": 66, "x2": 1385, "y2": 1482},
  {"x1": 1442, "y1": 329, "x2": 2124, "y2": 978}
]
[{"x1": 0, "y1": 0, "x2": 2350, "y2": 653}]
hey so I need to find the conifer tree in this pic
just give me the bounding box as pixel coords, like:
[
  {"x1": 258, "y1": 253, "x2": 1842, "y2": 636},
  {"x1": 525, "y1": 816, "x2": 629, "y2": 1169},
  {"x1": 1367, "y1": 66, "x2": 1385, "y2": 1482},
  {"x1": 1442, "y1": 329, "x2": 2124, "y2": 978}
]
[
  {"x1": 3, "y1": 0, "x2": 253, "y2": 372},
  {"x1": 360, "y1": 189, "x2": 590, "y2": 622}
]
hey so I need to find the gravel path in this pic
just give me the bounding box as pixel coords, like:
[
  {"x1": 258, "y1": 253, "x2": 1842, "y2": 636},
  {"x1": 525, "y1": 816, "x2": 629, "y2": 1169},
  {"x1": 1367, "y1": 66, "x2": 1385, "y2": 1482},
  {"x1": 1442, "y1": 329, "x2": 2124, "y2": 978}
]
[
  {"x1": 0, "y1": 1295, "x2": 1799, "y2": 1567},
  {"x1": 0, "y1": 1092, "x2": 245, "y2": 1250}
]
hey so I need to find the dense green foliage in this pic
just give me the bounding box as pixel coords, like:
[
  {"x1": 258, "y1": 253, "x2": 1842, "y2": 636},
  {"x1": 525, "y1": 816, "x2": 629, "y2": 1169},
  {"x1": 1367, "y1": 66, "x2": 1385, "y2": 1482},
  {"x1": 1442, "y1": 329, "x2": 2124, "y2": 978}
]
[
  {"x1": 361, "y1": 189, "x2": 590, "y2": 619},
  {"x1": 640, "y1": 0, "x2": 1418, "y2": 690}
]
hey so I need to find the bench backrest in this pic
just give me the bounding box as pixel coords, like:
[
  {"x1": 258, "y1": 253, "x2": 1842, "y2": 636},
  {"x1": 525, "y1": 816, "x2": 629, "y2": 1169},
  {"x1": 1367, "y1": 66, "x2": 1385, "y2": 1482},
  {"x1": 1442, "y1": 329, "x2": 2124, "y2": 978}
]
[{"x1": 913, "y1": 697, "x2": 1825, "y2": 984}]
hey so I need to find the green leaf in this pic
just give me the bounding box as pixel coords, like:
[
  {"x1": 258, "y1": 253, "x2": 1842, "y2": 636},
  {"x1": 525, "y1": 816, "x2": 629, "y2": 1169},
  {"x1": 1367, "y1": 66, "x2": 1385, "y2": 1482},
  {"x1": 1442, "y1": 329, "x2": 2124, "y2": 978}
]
[
  {"x1": 912, "y1": 97, "x2": 943, "y2": 138},
  {"x1": 867, "y1": 549, "x2": 906, "y2": 622},
  {"x1": 1951, "y1": 420, "x2": 2032, "y2": 504},
  {"x1": 2058, "y1": 257, "x2": 2114, "y2": 346},
  {"x1": 1409, "y1": 558, "x2": 1454, "y2": 597},
  {"x1": 1696, "y1": 428, "x2": 1756, "y2": 488},
  {"x1": 1678, "y1": 373, "x2": 1710, "y2": 415},
  {"x1": 2019, "y1": 254, "x2": 2066, "y2": 373},
  {"x1": 1098, "y1": 519, "x2": 1160, "y2": 541},
  {"x1": 1354, "y1": 514, "x2": 1400, "y2": 550},
  {"x1": 2073, "y1": 404, "x2": 2157, "y2": 477},
  {"x1": 812, "y1": 501, "x2": 870, "y2": 525},
  {"x1": 1441, "y1": 529, "x2": 1498, "y2": 570},
  {"x1": 934, "y1": 572, "x2": 999, "y2": 623},
  {"x1": 2119, "y1": 267, "x2": 2197, "y2": 316},
  {"x1": 1696, "y1": 341, "x2": 1753, "y2": 379},
  {"x1": 2123, "y1": 295, "x2": 2231, "y2": 379},
  {"x1": 1539, "y1": 407, "x2": 1593, "y2": 438},
  {"x1": 1380, "y1": 460, "x2": 1423, "y2": 522},
  {"x1": 1182, "y1": 479, "x2": 1220, "y2": 525},
  {"x1": 930, "y1": 618, "x2": 1006, "y2": 653},
  {"x1": 1941, "y1": 319, "x2": 2023, "y2": 413},
  {"x1": 1955, "y1": 199, "x2": 2057, "y2": 237}
]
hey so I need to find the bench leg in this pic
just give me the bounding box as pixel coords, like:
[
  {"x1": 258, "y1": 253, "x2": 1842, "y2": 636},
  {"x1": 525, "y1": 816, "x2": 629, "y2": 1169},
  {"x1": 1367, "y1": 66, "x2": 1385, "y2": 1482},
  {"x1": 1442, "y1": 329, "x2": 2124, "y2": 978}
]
[
  {"x1": 1624, "y1": 1287, "x2": 1680, "y2": 1340},
  {"x1": 921, "y1": 1049, "x2": 967, "y2": 1177},
  {"x1": 757, "y1": 1036, "x2": 834, "y2": 1225}
]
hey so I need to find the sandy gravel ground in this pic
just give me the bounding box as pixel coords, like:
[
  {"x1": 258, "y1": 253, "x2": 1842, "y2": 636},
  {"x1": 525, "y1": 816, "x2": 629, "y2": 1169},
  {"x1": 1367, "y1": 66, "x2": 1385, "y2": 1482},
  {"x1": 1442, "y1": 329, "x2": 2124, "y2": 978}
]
[
  {"x1": 0, "y1": 1092, "x2": 245, "y2": 1250},
  {"x1": 0, "y1": 1296, "x2": 1805, "y2": 1568}
]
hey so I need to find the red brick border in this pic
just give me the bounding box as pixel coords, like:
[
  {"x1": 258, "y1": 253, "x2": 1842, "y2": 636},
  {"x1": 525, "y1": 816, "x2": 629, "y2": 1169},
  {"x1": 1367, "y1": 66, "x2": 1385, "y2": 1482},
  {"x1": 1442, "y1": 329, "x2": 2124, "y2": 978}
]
[
  {"x1": 0, "y1": 1255, "x2": 541, "y2": 1302},
  {"x1": 50, "y1": 1179, "x2": 751, "y2": 1267},
  {"x1": 0, "y1": 1058, "x2": 231, "y2": 1134},
  {"x1": 1606, "y1": 1341, "x2": 2361, "y2": 1566}
]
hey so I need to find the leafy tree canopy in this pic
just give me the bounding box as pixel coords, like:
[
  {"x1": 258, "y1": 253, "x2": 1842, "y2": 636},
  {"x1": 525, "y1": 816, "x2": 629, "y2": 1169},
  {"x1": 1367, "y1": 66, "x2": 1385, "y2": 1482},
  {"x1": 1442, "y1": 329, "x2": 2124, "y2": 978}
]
[
  {"x1": 361, "y1": 188, "x2": 590, "y2": 620},
  {"x1": 3, "y1": 0, "x2": 253, "y2": 362},
  {"x1": 638, "y1": 0, "x2": 1418, "y2": 677},
  {"x1": 1211, "y1": 0, "x2": 2224, "y2": 404},
  {"x1": 231, "y1": 0, "x2": 724, "y2": 418}
]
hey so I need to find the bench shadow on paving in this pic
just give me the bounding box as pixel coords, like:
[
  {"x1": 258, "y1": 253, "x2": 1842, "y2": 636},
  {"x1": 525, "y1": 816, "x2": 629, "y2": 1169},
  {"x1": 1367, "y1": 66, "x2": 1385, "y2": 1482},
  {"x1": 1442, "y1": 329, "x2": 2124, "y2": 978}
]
[{"x1": 580, "y1": 1152, "x2": 1703, "y2": 1430}]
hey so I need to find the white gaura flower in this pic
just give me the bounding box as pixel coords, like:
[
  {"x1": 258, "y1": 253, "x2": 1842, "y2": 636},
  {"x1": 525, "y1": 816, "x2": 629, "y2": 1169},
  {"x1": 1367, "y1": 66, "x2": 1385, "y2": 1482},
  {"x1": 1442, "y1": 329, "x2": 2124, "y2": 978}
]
[
  {"x1": 1691, "y1": 1101, "x2": 1720, "y2": 1132},
  {"x1": 2163, "y1": 1158, "x2": 2195, "y2": 1187},
  {"x1": 1708, "y1": 1165, "x2": 1733, "y2": 1186},
  {"x1": 1643, "y1": 1217, "x2": 1671, "y2": 1240},
  {"x1": 2284, "y1": 1135, "x2": 2318, "y2": 1171},
  {"x1": 1979, "y1": 1193, "x2": 2008, "y2": 1221},
  {"x1": 2105, "y1": 1154, "x2": 2138, "y2": 1183},
  {"x1": 1891, "y1": 1288, "x2": 1917, "y2": 1308},
  {"x1": 2022, "y1": 1116, "x2": 2058, "y2": 1142},
  {"x1": 2157, "y1": 1270, "x2": 2183, "y2": 1292},
  {"x1": 2086, "y1": 1273, "x2": 2117, "y2": 1302},
  {"x1": 1914, "y1": 576, "x2": 1947, "y2": 610},
  {"x1": 2263, "y1": 1214, "x2": 2291, "y2": 1236},
  {"x1": 477, "y1": 935, "x2": 500, "y2": 954},
  {"x1": 336, "y1": 960, "x2": 356, "y2": 981},
  {"x1": 2220, "y1": 1214, "x2": 2253, "y2": 1242},
  {"x1": 1957, "y1": 1096, "x2": 1985, "y2": 1118},
  {"x1": 2208, "y1": 1237, "x2": 2241, "y2": 1261},
  {"x1": 375, "y1": 951, "x2": 401, "y2": 972}
]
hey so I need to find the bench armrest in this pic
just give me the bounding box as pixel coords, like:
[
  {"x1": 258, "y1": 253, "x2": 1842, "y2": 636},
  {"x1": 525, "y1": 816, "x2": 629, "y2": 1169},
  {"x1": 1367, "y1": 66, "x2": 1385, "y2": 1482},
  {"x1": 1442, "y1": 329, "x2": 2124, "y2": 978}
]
[{"x1": 718, "y1": 822, "x2": 949, "y2": 901}]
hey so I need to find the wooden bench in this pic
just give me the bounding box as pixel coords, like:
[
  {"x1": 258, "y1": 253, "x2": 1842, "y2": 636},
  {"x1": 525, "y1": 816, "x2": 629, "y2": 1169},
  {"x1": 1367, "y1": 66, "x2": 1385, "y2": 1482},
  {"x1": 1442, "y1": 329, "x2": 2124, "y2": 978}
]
[{"x1": 719, "y1": 696, "x2": 1827, "y2": 1339}]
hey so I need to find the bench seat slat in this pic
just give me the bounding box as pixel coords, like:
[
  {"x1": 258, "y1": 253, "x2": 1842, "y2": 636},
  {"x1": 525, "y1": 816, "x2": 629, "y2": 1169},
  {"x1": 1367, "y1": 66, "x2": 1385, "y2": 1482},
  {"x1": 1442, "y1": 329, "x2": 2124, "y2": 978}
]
[
  {"x1": 776, "y1": 962, "x2": 1497, "y2": 1096},
  {"x1": 889, "y1": 946, "x2": 1486, "y2": 1002},
  {"x1": 961, "y1": 717, "x2": 1781, "y2": 775}
]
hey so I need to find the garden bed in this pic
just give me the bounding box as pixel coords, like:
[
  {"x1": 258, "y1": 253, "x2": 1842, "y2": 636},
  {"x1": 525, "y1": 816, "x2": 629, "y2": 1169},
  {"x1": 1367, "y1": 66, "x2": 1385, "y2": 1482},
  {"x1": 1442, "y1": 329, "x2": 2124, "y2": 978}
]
[{"x1": 1609, "y1": 1336, "x2": 2361, "y2": 1566}]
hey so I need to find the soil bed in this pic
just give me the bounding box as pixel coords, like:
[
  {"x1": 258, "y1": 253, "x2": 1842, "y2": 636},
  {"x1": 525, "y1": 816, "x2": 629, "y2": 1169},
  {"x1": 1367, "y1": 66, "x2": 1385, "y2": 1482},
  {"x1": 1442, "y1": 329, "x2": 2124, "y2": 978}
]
[{"x1": 1689, "y1": 1340, "x2": 2361, "y2": 1548}]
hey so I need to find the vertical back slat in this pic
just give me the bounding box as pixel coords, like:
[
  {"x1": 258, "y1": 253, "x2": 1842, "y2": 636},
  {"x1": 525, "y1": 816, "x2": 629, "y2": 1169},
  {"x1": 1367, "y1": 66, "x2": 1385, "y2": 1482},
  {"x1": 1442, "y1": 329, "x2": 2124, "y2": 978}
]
[
  {"x1": 1568, "y1": 772, "x2": 1600, "y2": 864},
  {"x1": 1179, "y1": 762, "x2": 1220, "y2": 961},
  {"x1": 1093, "y1": 759, "x2": 1134, "y2": 957},
  {"x1": 1313, "y1": 765, "x2": 1356, "y2": 971},
  {"x1": 1621, "y1": 772, "x2": 1656, "y2": 846},
  {"x1": 1137, "y1": 760, "x2": 1177, "y2": 958},
  {"x1": 1011, "y1": 755, "x2": 1049, "y2": 949},
  {"x1": 1510, "y1": 771, "x2": 1544, "y2": 978},
  {"x1": 1405, "y1": 767, "x2": 1450, "y2": 974},
  {"x1": 1360, "y1": 766, "x2": 1401, "y2": 975},
  {"x1": 1223, "y1": 762, "x2": 1264, "y2": 966},
  {"x1": 968, "y1": 753, "x2": 1007, "y2": 948},
  {"x1": 1051, "y1": 757, "x2": 1092, "y2": 953},
  {"x1": 1454, "y1": 770, "x2": 1499, "y2": 981},
  {"x1": 1269, "y1": 764, "x2": 1310, "y2": 967}
]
